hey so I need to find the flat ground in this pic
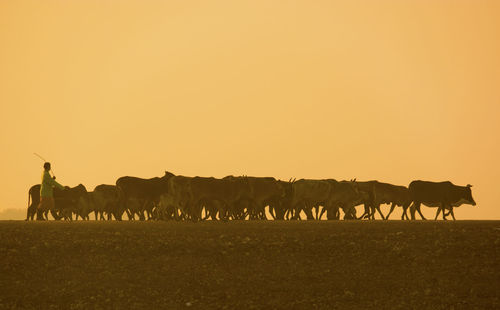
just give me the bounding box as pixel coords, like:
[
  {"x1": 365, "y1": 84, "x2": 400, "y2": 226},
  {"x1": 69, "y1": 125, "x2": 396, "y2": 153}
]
[{"x1": 0, "y1": 221, "x2": 499, "y2": 310}]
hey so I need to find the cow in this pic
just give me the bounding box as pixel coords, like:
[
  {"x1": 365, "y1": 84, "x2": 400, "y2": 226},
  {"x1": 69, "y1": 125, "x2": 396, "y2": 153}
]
[
  {"x1": 52, "y1": 184, "x2": 88, "y2": 220},
  {"x1": 76, "y1": 184, "x2": 123, "y2": 220},
  {"x1": 269, "y1": 179, "x2": 294, "y2": 220},
  {"x1": 115, "y1": 171, "x2": 175, "y2": 220},
  {"x1": 326, "y1": 180, "x2": 362, "y2": 220},
  {"x1": 160, "y1": 175, "x2": 194, "y2": 221},
  {"x1": 288, "y1": 179, "x2": 330, "y2": 220},
  {"x1": 381, "y1": 184, "x2": 412, "y2": 220},
  {"x1": 354, "y1": 181, "x2": 412, "y2": 220},
  {"x1": 94, "y1": 184, "x2": 123, "y2": 220},
  {"x1": 26, "y1": 184, "x2": 86, "y2": 221},
  {"x1": 288, "y1": 179, "x2": 358, "y2": 220},
  {"x1": 187, "y1": 176, "x2": 252, "y2": 221},
  {"x1": 408, "y1": 180, "x2": 476, "y2": 220},
  {"x1": 222, "y1": 176, "x2": 287, "y2": 220},
  {"x1": 350, "y1": 181, "x2": 379, "y2": 220},
  {"x1": 26, "y1": 184, "x2": 61, "y2": 221}
]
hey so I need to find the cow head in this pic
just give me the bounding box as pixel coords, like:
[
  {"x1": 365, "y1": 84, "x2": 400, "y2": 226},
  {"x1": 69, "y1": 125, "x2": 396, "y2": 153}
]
[{"x1": 465, "y1": 184, "x2": 476, "y2": 206}]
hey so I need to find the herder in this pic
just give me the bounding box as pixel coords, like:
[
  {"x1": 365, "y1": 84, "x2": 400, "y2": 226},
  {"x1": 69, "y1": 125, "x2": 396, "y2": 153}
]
[{"x1": 37, "y1": 162, "x2": 66, "y2": 220}]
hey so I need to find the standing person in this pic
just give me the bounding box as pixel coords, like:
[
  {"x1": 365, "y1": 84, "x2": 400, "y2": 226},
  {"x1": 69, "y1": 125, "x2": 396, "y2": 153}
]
[{"x1": 37, "y1": 162, "x2": 66, "y2": 221}]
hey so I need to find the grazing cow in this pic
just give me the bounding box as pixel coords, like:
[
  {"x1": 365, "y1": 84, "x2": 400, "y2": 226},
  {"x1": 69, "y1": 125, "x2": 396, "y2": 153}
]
[
  {"x1": 115, "y1": 171, "x2": 175, "y2": 220},
  {"x1": 408, "y1": 180, "x2": 476, "y2": 220}
]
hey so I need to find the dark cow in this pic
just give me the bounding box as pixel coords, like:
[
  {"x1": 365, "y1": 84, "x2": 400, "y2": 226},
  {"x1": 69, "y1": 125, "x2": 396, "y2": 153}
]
[
  {"x1": 351, "y1": 181, "x2": 379, "y2": 220},
  {"x1": 94, "y1": 184, "x2": 123, "y2": 220},
  {"x1": 187, "y1": 176, "x2": 252, "y2": 221},
  {"x1": 270, "y1": 179, "x2": 294, "y2": 220},
  {"x1": 26, "y1": 184, "x2": 86, "y2": 220},
  {"x1": 288, "y1": 179, "x2": 330, "y2": 220},
  {"x1": 326, "y1": 180, "x2": 362, "y2": 220},
  {"x1": 27, "y1": 184, "x2": 87, "y2": 221},
  {"x1": 409, "y1": 180, "x2": 476, "y2": 220},
  {"x1": 354, "y1": 181, "x2": 412, "y2": 220},
  {"x1": 382, "y1": 184, "x2": 412, "y2": 220},
  {"x1": 289, "y1": 179, "x2": 359, "y2": 220},
  {"x1": 159, "y1": 175, "x2": 194, "y2": 220},
  {"x1": 26, "y1": 184, "x2": 61, "y2": 221},
  {"x1": 77, "y1": 184, "x2": 123, "y2": 220},
  {"x1": 115, "y1": 171, "x2": 175, "y2": 220},
  {"x1": 53, "y1": 184, "x2": 88, "y2": 220},
  {"x1": 222, "y1": 176, "x2": 287, "y2": 220}
]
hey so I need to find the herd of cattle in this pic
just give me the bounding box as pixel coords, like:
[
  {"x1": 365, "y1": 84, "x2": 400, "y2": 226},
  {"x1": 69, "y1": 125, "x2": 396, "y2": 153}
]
[{"x1": 26, "y1": 171, "x2": 477, "y2": 221}]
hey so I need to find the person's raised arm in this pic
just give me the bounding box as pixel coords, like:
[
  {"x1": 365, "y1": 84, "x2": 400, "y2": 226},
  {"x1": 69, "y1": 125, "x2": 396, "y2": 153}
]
[{"x1": 49, "y1": 176, "x2": 65, "y2": 190}]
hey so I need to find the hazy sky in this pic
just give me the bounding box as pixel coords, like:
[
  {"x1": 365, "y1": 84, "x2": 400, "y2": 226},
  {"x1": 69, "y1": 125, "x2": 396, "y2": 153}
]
[{"x1": 1, "y1": 0, "x2": 499, "y2": 219}]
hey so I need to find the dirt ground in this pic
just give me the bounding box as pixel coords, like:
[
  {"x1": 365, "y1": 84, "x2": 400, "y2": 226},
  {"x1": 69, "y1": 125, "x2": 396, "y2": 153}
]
[{"x1": 0, "y1": 221, "x2": 499, "y2": 310}]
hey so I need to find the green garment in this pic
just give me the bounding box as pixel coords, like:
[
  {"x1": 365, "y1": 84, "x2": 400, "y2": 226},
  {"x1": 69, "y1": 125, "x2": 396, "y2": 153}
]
[{"x1": 40, "y1": 170, "x2": 65, "y2": 197}]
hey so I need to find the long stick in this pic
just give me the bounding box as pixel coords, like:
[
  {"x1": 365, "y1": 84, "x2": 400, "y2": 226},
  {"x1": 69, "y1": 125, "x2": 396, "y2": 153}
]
[{"x1": 33, "y1": 152, "x2": 46, "y2": 162}]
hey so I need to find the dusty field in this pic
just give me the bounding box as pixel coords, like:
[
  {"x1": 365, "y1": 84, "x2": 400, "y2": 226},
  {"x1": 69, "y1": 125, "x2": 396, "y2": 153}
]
[{"x1": 0, "y1": 221, "x2": 499, "y2": 310}]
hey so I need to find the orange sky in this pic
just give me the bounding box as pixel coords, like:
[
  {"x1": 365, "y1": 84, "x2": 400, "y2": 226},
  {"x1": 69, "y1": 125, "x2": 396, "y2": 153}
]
[{"x1": 1, "y1": 0, "x2": 499, "y2": 219}]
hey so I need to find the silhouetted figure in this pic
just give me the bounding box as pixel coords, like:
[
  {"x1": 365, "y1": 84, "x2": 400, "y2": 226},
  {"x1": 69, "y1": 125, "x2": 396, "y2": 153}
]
[{"x1": 37, "y1": 162, "x2": 66, "y2": 220}]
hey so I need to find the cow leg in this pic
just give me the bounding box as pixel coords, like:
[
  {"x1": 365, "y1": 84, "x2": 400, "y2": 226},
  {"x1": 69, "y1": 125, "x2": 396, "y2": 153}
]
[
  {"x1": 290, "y1": 204, "x2": 299, "y2": 220},
  {"x1": 441, "y1": 204, "x2": 450, "y2": 220},
  {"x1": 401, "y1": 203, "x2": 411, "y2": 220},
  {"x1": 412, "y1": 202, "x2": 426, "y2": 220},
  {"x1": 319, "y1": 206, "x2": 327, "y2": 220},
  {"x1": 36, "y1": 209, "x2": 45, "y2": 221},
  {"x1": 409, "y1": 202, "x2": 417, "y2": 220},
  {"x1": 28, "y1": 206, "x2": 36, "y2": 221},
  {"x1": 284, "y1": 209, "x2": 291, "y2": 220},
  {"x1": 268, "y1": 205, "x2": 277, "y2": 220},
  {"x1": 371, "y1": 203, "x2": 381, "y2": 220},
  {"x1": 434, "y1": 207, "x2": 442, "y2": 220},
  {"x1": 356, "y1": 204, "x2": 368, "y2": 220},
  {"x1": 386, "y1": 203, "x2": 397, "y2": 220},
  {"x1": 449, "y1": 208, "x2": 456, "y2": 220},
  {"x1": 26, "y1": 206, "x2": 34, "y2": 221},
  {"x1": 305, "y1": 209, "x2": 314, "y2": 220}
]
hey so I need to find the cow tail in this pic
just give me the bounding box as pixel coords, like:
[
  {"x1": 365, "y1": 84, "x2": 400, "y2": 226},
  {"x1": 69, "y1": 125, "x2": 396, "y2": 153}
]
[{"x1": 26, "y1": 187, "x2": 31, "y2": 221}]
